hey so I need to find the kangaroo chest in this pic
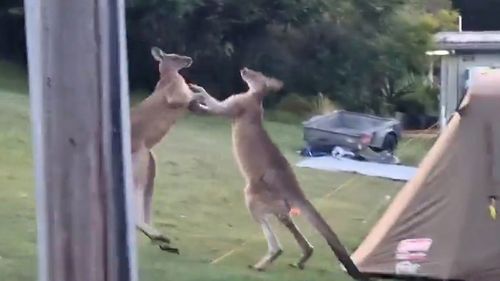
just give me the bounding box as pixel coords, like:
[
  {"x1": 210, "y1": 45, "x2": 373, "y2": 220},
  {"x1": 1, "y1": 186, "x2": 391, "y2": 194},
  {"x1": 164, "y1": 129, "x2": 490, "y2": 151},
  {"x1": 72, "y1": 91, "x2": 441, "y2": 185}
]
[{"x1": 231, "y1": 122, "x2": 273, "y2": 181}]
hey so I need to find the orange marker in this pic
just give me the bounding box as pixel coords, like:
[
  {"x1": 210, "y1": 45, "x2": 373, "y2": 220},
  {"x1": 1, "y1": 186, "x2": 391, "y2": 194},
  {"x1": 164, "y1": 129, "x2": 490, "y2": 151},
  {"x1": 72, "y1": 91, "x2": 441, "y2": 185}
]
[{"x1": 289, "y1": 207, "x2": 301, "y2": 216}]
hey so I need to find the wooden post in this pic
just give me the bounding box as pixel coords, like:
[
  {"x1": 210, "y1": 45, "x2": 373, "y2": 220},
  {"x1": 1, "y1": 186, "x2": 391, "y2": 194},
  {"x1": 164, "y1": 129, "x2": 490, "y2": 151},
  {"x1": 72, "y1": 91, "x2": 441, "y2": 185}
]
[{"x1": 24, "y1": 0, "x2": 137, "y2": 280}]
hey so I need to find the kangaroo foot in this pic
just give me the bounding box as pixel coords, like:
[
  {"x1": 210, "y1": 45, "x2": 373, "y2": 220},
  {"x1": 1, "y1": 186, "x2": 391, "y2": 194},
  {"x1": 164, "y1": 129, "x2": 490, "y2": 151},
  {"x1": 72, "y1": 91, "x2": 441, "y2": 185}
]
[
  {"x1": 288, "y1": 263, "x2": 305, "y2": 270},
  {"x1": 248, "y1": 265, "x2": 265, "y2": 272},
  {"x1": 151, "y1": 234, "x2": 171, "y2": 244},
  {"x1": 158, "y1": 243, "x2": 180, "y2": 254}
]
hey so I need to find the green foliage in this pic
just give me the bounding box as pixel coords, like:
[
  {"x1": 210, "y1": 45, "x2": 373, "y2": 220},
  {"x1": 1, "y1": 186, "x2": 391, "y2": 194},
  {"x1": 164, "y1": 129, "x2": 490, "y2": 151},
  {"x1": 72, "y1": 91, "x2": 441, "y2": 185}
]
[
  {"x1": 0, "y1": 60, "x2": 27, "y2": 93},
  {"x1": 265, "y1": 109, "x2": 305, "y2": 124},
  {"x1": 125, "y1": 0, "x2": 327, "y2": 93},
  {"x1": 0, "y1": 0, "x2": 458, "y2": 115},
  {"x1": 313, "y1": 93, "x2": 339, "y2": 115},
  {"x1": 0, "y1": 0, "x2": 26, "y2": 63},
  {"x1": 415, "y1": 8, "x2": 460, "y2": 36},
  {"x1": 273, "y1": 91, "x2": 340, "y2": 121},
  {"x1": 275, "y1": 93, "x2": 315, "y2": 117}
]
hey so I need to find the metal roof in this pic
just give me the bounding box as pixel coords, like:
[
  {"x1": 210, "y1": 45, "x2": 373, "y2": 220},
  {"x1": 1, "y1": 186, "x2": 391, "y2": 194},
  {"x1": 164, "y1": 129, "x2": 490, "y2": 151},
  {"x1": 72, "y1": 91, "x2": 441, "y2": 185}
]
[{"x1": 434, "y1": 31, "x2": 500, "y2": 51}]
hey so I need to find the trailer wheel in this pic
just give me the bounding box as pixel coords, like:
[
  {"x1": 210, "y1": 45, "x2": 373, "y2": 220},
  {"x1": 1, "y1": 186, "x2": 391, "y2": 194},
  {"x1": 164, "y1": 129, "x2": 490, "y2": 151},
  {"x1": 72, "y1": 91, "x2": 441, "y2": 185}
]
[{"x1": 382, "y1": 133, "x2": 398, "y2": 153}]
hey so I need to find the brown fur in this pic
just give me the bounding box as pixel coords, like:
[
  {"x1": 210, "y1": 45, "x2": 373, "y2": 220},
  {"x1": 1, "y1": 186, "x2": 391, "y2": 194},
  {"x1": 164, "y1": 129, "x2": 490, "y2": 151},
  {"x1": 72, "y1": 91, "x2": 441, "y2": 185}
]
[
  {"x1": 189, "y1": 68, "x2": 368, "y2": 280},
  {"x1": 130, "y1": 47, "x2": 203, "y2": 254}
]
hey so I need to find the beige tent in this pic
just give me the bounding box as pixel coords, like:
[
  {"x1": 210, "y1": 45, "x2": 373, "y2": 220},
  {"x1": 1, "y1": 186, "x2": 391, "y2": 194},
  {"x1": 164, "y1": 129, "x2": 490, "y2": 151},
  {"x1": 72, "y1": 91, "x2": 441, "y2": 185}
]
[{"x1": 351, "y1": 70, "x2": 500, "y2": 280}]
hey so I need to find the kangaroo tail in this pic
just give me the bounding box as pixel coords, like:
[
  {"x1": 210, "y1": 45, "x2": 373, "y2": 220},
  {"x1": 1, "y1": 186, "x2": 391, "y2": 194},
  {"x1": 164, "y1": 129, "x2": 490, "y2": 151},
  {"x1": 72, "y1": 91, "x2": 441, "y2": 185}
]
[{"x1": 296, "y1": 199, "x2": 369, "y2": 281}]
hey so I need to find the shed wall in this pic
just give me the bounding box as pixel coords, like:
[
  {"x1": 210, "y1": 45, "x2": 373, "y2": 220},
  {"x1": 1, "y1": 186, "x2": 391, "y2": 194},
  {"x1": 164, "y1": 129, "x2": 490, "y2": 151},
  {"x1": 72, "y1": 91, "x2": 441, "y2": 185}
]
[{"x1": 440, "y1": 53, "x2": 500, "y2": 130}]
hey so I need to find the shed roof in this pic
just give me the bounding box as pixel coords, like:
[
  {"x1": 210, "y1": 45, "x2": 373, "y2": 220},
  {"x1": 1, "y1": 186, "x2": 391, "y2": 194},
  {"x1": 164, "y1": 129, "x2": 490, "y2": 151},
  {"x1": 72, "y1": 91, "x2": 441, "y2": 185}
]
[{"x1": 434, "y1": 31, "x2": 500, "y2": 51}]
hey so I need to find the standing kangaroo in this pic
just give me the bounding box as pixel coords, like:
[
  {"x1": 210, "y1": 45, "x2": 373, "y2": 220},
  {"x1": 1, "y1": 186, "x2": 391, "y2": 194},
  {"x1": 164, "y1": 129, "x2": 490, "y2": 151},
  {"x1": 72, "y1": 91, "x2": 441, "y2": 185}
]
[
  {"x1": 130, "y1": 47, "x2": 202, "y2": 254},
  {"x1": 189, "y1": 68, "x2": 368, "y2": 280}
]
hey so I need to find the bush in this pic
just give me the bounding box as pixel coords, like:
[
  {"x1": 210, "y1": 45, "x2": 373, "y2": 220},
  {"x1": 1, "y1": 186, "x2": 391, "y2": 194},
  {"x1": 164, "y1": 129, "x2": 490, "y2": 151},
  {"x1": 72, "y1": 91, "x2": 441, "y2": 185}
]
[
  {"x1": 275, "y1": 93, "x2": 315, "y2": 117},
  {"x1": 313, "y1": 92, "x2": 339, "y2": 115},
  {"x1": 265, "y1": 110, "x2": 304, "y2": 124},
  {"x1": 395, "y1": 83, "x2": 439, "y2": 115},
  {"x1": 0, "y1": 0, "x2": 457, "y2": 118}
]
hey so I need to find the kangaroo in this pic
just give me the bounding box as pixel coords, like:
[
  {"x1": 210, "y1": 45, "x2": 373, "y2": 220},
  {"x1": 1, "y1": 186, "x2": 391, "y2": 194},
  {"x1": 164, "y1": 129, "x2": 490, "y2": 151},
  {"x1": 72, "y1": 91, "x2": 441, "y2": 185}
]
[
  {"x1": 130, "y1": 47, "x2": 203, "y2": 254},
  {"x1": 188, "y1": 68, "x2": 368, "y2": 280}
]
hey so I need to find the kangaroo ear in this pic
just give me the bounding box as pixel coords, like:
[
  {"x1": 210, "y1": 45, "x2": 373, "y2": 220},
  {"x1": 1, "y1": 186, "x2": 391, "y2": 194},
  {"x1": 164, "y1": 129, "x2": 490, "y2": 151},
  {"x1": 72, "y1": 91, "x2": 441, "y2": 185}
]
[
  {"x1": 265, "y1": 77, "x2": 284, "y2": 92},
  {"x1": 151, "y1": 47, "x2": 164, "y2": 62}
]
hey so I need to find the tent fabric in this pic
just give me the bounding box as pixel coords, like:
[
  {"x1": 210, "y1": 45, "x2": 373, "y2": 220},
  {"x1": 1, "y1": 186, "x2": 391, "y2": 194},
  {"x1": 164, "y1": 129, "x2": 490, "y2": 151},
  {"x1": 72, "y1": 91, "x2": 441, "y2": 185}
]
[{"x1": 351, "y1": 70, "x2": 500, "y2": 281}]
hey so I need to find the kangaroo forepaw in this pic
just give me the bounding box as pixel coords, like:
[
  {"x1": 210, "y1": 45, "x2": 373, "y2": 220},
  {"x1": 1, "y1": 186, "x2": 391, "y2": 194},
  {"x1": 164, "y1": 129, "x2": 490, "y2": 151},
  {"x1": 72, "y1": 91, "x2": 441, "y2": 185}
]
[{"x1": 158, "y1": 243, "x2": 180, "y2": 255}]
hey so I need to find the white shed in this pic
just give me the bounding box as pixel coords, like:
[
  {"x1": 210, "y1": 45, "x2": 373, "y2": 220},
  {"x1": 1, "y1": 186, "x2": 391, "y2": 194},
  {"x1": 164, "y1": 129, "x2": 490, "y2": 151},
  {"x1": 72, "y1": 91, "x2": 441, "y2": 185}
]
[{"x1": 430, "y1": 31, "x2": 500, "y2": 131}]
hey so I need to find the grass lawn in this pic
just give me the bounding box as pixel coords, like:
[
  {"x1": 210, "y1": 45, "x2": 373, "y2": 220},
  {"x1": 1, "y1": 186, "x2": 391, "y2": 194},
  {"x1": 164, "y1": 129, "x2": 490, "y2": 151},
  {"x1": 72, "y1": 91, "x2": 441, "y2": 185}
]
[{"x1": 0, "y1": 61, "x2": 435, "y2": 281}]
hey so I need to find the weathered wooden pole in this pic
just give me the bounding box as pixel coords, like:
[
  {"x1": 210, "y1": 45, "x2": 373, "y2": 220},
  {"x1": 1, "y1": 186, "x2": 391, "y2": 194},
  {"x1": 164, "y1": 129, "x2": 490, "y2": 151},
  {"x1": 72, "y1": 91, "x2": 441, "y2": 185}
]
[{"x1": 24, "y1": 0, "x2": 137, "y2": 280}]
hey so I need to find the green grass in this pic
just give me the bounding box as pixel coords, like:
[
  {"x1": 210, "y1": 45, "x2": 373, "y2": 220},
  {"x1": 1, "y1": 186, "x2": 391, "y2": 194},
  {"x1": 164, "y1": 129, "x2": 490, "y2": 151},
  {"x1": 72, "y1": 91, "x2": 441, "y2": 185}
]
[{"x1": 0, "y1": 61, "x2": 434, "y2": 281}]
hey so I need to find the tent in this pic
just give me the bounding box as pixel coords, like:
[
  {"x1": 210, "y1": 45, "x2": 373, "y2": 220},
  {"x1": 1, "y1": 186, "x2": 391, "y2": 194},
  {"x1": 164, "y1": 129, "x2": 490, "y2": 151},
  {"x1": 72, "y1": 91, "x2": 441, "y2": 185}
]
[{"x1": 351, "y1": 70, "x2": 500, "y2": 280}]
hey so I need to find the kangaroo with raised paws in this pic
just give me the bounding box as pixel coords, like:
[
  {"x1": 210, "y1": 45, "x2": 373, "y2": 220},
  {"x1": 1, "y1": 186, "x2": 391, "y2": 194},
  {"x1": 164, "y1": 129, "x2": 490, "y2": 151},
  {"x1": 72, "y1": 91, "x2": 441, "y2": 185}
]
[
  {"x1": 189, "y1": 68, "x2": 368, "y2": 280},
  {"x1": 130, "y1": 47, "x2": 203, "y2": 254}
]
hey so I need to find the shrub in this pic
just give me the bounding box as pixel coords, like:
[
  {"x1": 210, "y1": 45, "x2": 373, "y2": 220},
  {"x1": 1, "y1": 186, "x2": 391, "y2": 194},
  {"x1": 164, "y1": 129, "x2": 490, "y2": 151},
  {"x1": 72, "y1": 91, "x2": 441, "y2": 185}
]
[{"x1": 275, "y1": 92, "x2": 315, "y2": 117}]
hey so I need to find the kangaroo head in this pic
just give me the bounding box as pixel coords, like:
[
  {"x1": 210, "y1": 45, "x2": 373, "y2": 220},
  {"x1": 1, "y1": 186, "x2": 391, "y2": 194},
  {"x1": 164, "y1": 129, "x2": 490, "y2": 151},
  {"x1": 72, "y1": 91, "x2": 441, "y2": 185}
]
[
  {"x1": 151, "y1": 47, "x2": 193, "y2": 74},
  {"x1": 240, "y1": 67, "x2": 283, "y2": 97}
]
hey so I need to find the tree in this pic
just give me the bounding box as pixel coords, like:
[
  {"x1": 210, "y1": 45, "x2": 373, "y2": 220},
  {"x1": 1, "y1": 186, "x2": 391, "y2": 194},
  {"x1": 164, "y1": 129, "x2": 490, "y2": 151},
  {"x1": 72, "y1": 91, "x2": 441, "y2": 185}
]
[{"x1": 0, "y1": 0, "x2": 459, "y2": 116}]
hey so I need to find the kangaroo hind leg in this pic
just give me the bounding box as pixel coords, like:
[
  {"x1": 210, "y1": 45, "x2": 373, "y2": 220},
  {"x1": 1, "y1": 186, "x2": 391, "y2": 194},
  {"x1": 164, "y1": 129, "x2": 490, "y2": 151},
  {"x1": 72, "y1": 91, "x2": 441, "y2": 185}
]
[
  {"x1": 277, "y1": 214, "x2": 314, "y2": 270},
  {"x1": 144, "y1": 150, "x2": 156, "y2": 225},
  {"x1": 133, "y1": 150, "x2": 178, "y2": 254},
  {"x1": 249, "y1": 217, "x2": 283, "y2": 271},
  {"x1": 245, "y1": 185, "x2": 285, "y2": 271}
]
